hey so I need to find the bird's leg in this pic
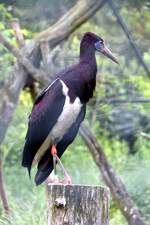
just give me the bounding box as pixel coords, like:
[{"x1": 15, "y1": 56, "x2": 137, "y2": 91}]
[
  {"x1": 51, "y1": 145, "x2": 72, "y2": 184},
  {"x1": 51, "y1": 145, "x2": 57, "y2": 175},
  {"x1": 46, "y1": 145, "x2": 59, "y2": 184},
  {"x1": 54, "y1": 154, "x2": 72, "y2": 184}
]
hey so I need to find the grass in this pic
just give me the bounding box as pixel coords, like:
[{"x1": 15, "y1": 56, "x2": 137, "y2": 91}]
[{"x1": 0, "y1": 141, "x2": 149, "y2": 224}]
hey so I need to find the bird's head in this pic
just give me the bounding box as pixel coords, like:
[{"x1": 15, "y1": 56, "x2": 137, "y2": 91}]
[{"x1": 80, "y1": 32, "x2": 119, "y2": 64}]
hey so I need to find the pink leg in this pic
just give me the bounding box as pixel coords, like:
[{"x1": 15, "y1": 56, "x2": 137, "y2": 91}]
[
  {"x1": 48, "y1": 145, "x2": 72, "y2": 185},
  {"x1": 51, "y1": 145, "x2": 57, "y2": 156}
]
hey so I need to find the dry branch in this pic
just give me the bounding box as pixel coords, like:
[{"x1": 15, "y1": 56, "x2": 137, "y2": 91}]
[
  {"x1": 35, "y1": 0, "x2": 106, "y2": 44},
  {"x1": 0, "y1": 33, "x2": 47, "y2": 84},
  {"x1": 79, "y1": 124, "x2": 147, "y2": 225},
  {"x1": 0, "y1": 64, "x2": 27, "y2": 145},
  {"x1": 107, "y1": 0, "x2": 150, "y2": 77},
  {"x1": 141, "y1": 132, "x2": 150, "y2": 140},
  {"x1": 0, "y1": 156, "x2": 10, "y2": 213},
  {"x1": 98, "y1": 98, "x2": 150, "y2": 104},
  {"x1": 10, "y1": 18, "x2": 25, "y2": 48}
]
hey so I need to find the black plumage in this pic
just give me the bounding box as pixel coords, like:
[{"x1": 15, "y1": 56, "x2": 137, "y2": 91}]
[{"x1": 22, "y1": 32, "x2": 118, "y2": 185}]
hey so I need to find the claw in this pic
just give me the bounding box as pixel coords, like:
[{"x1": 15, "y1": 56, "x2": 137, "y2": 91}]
[
  {"x1": 62, "y1": 175, "x2": 72, "y2": 185},
  {"x1": 50, "y1": 145, "x2": 72, "y2": 185}
]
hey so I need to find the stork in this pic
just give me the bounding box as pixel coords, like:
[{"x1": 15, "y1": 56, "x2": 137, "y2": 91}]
[{"x1": 22, "y1": 32, "x2": 118, "y2": 185}]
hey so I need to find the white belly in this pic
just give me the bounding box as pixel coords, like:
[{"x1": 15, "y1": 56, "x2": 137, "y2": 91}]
[
  {"x1": 50, "y1": 96, "x2": 81, "y2": 141},
  {"x1": 33, "y1": 79, "x2": 82, "y2": 164}
]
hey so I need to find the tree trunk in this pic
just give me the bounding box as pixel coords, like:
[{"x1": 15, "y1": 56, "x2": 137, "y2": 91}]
[
  {"x1": 0, "y1": 157, "x2": 10, "y2": 214},
  {"x1": 47, "y1": 184, "x2": 109, "y2": 225}
]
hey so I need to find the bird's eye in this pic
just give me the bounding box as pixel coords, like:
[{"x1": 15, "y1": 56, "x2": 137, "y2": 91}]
[
  {"x1": 95, "y1": 41, "x2": 104, "y2": 51},
  {"x1": 99, "y1": 40, "x2": 104, "y2": 47}
]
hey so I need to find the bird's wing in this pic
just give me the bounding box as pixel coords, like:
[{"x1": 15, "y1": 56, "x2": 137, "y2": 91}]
[
  {"x1": 33, "y1": 79, "x2": 59, "y2": 105},
  {"x1": 56, "y1": 105, "x2": 86, "y2": 156},
  {"x1": 35, "y1": 105, "x2": 86, "y2": 185},
  {"x1": 22, "y1": 78, "x2": 66, "y2": 170}
]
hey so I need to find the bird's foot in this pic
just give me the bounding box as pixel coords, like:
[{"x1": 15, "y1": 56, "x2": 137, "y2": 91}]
[
  {"x1": 46, "y1": 177, "x2": 59, "y2": 185},
  {"x1": 61, "y1": 175, "x2": 72, "y2": 185},
  {"x1": 50, "y1": 145, "x2": 72, "y2": 185},
  {"x1": 46, "y1": 172, "x2": 60, "y2": 185},
  {"x1": 46, "y1": 176, "x2": 72, "y2": 185}
]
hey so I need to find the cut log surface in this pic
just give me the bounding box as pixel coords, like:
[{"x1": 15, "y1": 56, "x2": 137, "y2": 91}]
[{"x1": 47, "y1": 184, "x2": 109, "y2": 225}]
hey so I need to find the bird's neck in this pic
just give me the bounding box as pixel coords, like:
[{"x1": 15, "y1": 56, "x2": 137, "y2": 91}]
[
  {"x1": 78, "y1": 47, "x2": 97, "y2": 103},
  {"x1": 79, "y1": 46, "x2": 96, "y2": 66},
  {"x1": 79, "y1": 46, "x2": 97, "y2": 82}
]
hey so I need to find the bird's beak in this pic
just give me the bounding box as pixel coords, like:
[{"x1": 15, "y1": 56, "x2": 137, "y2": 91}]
[{"x1": 101, "y1": 45, "x2": 119, "y2": 64}]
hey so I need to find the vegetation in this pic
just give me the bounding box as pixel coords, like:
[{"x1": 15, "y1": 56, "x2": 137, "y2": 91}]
[{"x1": 0, "y1": 0, "x2": 150, "y2": 224}]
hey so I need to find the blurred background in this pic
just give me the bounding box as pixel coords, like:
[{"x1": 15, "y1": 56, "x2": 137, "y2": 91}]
[{"x1": 0, "y1": 0, "x2": 150, "y2": 224}]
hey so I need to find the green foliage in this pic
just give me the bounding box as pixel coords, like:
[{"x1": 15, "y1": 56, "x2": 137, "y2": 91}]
[
  {"x1": 0, "y1": 3, "x2": 34, "y2": 81},
  {"x1": 0, "y1": 1, "x2": 150, "y2": 225},
  {"x1": 1, "y1": 168, "x2": 46, "y2": 225},
  {"x1": 1, "y1": 90, "x2": 150, "y2": 224},
  {"x1": 0, "y1": 4, "x2": 15, "y2": 80}
]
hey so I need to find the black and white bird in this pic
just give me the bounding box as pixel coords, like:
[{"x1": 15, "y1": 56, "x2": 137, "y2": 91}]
[{"x1": 22, "y1": 32, "x2": 118, "y2": 185}]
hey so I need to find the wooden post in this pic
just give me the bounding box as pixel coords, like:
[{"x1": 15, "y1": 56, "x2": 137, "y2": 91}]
[{"x1": 47, "y1": 184, "x2": 109, "y2": 225}]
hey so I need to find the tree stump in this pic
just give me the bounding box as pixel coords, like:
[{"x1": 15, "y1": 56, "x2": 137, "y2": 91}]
[{"x1": 47, "y1": 184, "x2": 109, "y2": 225}]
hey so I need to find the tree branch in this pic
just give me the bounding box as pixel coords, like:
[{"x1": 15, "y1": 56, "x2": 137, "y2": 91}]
[
  {"x1": 141, "y1": 132, "x2": 150, "y2": 140},
  {"x1": 35, "y1": 0, "x2": 106, "y2": 44},
  {"x1": 10, "y1": 18, "x2": 25, "y2": 48},
  {"x1": 98, "y1": 98, "x2": 150, "y2": 104},
  {"x1": 0, "y1": 64, "x2": 27, "y2": 145},
  {"x1": 107, "y1": 0, "x2": 150, "y2": 77},
  {"x1": 0, "y1": 33, "x2": 48, "y2": 84},
  {"x1": 79, "y1": 124, "x2": 148, "y2": 225},
  {"x1": 0, "y1": 155, "x2": 10, "y2": 213},
  {"x1": 0, "y1": 0, "x2": 105, "y2": 145}
]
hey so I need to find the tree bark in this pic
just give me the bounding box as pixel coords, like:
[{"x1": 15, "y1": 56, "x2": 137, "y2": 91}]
[
  {"x1": 35, "y1": 0, "x2": 106, "y2": 44},
  {"x1": 47, "y1": 184, "x2": 109, "y2": 225},
  {"x1": 79, "y1": 124, "x2": 148, "y2": 225},
  {"x1": 10, "y1": 18, "x2": 25, "y2": 48},
  {"x1": 0, "y1": 156, "x2": 10, "y2": 213},
  {"x1": 0, "y1": 64, "x2": 27, "y2": 145}
]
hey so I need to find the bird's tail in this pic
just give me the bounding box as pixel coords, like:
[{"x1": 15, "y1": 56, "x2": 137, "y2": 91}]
[{"x1": 35, "y1": 148, "x2": 53, "y2": 185}]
